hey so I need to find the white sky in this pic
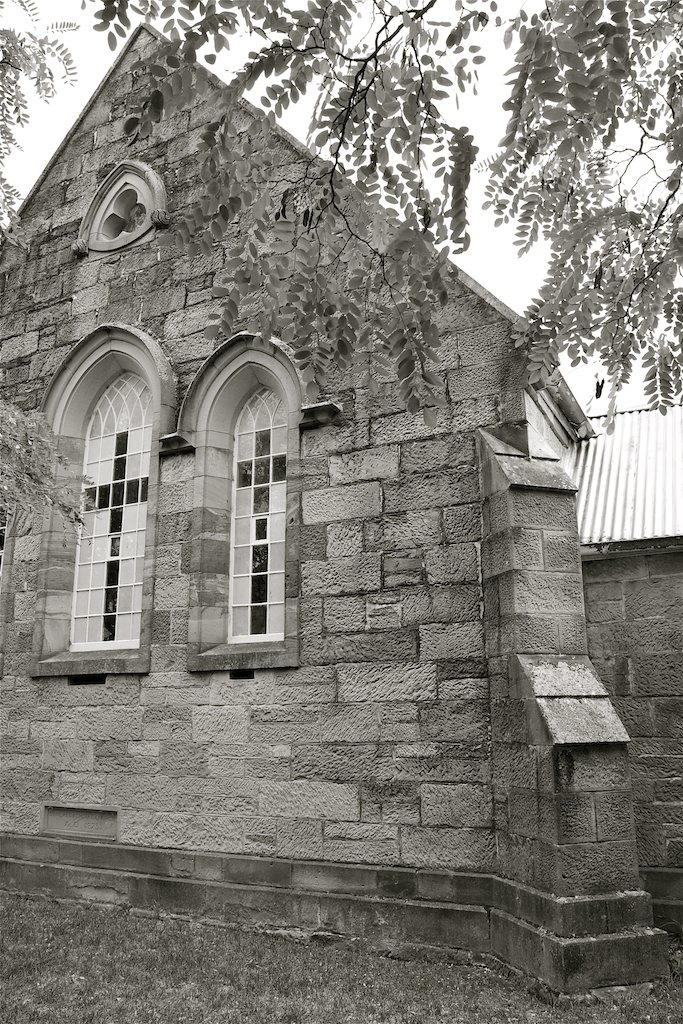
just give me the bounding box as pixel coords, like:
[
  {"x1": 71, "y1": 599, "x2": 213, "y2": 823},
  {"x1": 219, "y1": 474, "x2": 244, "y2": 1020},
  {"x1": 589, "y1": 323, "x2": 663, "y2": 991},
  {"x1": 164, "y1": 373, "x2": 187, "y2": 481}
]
[{"x1": 4, "y1": 1, "x2": 648, "y2": 416}]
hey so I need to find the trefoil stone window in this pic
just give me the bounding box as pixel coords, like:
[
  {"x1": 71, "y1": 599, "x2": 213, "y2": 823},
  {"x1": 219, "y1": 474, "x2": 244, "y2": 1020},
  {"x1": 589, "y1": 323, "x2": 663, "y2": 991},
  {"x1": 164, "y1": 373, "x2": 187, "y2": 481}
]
[
  {"x1": 230, "y1": 389, "x2": 287, "y2": 642},
  {"x1": 74, "y1": 160, "x2": 168, "y2": 256},
  {"x1": 71, "y1": 373, "x2": 152, "y2": 650}
]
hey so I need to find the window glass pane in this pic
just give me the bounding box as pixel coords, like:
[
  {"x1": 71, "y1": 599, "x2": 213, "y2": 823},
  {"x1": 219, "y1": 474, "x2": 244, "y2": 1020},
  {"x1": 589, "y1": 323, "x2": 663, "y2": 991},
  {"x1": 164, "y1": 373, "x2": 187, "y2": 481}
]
[
  {"x1": 232, "y1": 576, "x2": 250, "y2": 605},
  {"x1": 94, "y1": 511, "x2": 109, "y2": 536},
  {"x1": 272, "y1": 455, "x2": 287, "y2": 482},
  {"x1": 237, "y1": 461, "x2": 252, "y2": 487},
  {"x1": 87, "y1": 618, "x2": 102, "y2": 643},
  {"x1": 268, "y1": 573, "x2": 285, "y2": 603},
  {"x1": 117, "y1": 614, "x2": 132, "y2": 641},
  {"x1": 122, "y1": 504, "x2": 138, "y2": 533},
  {"x1": 71, "y1": 372, "x2": 151, "y2": 649},
  {"x1": 91, "y1": 562, "x2": 106, "y2": 588},
  {"x1": 233, "y1": 546, "x2": 250, "y2": 574},
  {"x1": 270, "y1": 542, "x2": 285, "y2": 572},
  {"x1": 269, "y1": 604, "x2": 284, "y2": 635},
  {"x1": 251, "y1": 576, "x2": 267, "y2": 603},
  {"x1": 234, "y1": 518, "x2": 250, "y2": 545},
  {"x1": 120, "y1": 559, "x2": 135, "y2": 585},
  {"x1": 93, "y1": 536, "x2": 108, "y2": 561},
  {"x1": 255, "y1": 430, "x2": 270, "y2": 457},
  {"x1": 271, "y1": 425, "x2": 287, "y2": 454},
  {"x1": 254, "y1": 458, "x2": 270, "y2": 485},
  {"x1": 232, "y1": 606, "x2": 249, "y2": 636},
  {"x1": 253, "y1": 486, "x2": 269, "y2": 514},
  {"x1": 72, "y1": 618, "x2": 87, "y2": 644},
  {"x1": 100, "y1": 433, "x2": 115, "y2": 461},
  {"x1": 270, "y1": 513, "x2": 286, "y2": 542},
  {"x1": 250, "y1": 606, "x2": 267, "y2": 634},
  {"x1": 237, "y1": 433, "x2": 253, "y2": 461},
  {"x1": 109, "y1": 507, "x2": 123, "y2": 534},
  {"x1": 229, "y1": 388, "x2": 287, "y2": 642},
  {"x1": 128, "y1": 427, "x2": 144, "y2": 453},
  {"x1": 271, "y1": 482, "x2": 286, "y2": 514},
  {"x1": 252, "y1": 545, "x2": 268, "y2": 573},
  {"x1": 235, "y1": 489, "x2": 251, "y2": 516}
]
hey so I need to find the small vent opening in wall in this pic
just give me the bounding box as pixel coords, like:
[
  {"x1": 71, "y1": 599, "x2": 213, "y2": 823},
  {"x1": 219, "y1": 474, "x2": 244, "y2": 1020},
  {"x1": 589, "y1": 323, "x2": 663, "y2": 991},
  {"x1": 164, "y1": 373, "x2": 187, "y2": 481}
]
[
  {"x1": 229, "y1": 669, "x2": 254, "y2": 679},
  {"x1": 68, "y1": 674, "x2": 107, "y2": 686},
  {"x1": 43, "y1": 805, "x2": 118, "y2": 842}
]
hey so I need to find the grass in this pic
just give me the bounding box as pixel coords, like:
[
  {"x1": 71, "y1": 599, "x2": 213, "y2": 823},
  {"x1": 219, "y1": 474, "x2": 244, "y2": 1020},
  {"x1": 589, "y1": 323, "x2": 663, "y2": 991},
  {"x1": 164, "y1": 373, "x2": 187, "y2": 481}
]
[{"x1": 1, "y1": 893, "x2": 681, "y2": 1024}]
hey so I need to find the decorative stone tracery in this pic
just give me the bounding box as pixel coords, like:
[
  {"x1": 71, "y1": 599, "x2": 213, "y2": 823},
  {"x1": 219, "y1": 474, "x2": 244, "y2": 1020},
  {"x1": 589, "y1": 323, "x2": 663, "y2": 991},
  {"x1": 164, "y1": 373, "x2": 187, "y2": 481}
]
[{"x1": 75, "y1": 160, "x2": 168, "y2": 255}]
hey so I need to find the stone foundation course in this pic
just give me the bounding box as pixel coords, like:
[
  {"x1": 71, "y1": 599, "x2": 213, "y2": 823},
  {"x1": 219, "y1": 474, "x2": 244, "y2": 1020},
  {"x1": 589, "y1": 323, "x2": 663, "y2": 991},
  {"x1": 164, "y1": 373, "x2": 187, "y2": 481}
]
[{"x1": 0, "y1": 834, "x2": 668, "y2": 993}]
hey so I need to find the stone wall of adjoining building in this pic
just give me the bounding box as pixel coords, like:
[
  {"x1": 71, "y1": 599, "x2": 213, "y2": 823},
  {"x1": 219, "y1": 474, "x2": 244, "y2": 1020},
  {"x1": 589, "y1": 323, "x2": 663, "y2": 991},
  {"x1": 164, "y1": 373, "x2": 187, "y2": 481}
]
[
  {"x1": 0, "y1": 28, "x2": 528, "y2": 871},
  {"x1": 583, "y1": 550, "x2": 683, "y2": 917}
]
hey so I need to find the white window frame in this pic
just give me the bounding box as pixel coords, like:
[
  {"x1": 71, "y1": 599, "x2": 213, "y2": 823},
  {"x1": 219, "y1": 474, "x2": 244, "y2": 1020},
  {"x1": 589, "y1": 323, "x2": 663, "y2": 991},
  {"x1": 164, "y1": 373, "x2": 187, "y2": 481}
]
[
  {"x1": 228, "y1": 388, "x2": 287, "y2": 644},
  {"x1": 70, "y1": 373, "x2": 152, "y2": 652}
]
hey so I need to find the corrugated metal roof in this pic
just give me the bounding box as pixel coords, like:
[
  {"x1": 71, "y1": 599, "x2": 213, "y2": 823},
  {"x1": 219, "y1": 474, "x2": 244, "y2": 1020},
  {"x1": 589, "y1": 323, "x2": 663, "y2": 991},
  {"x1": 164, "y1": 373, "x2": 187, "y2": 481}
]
[{"x1": 561, "y1": 404, "x2": 683, "y2": 544}]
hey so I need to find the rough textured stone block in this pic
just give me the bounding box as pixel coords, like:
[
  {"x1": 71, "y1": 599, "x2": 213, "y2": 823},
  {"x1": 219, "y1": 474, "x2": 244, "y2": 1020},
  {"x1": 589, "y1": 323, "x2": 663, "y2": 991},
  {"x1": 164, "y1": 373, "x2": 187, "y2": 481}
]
[
  {"x1": 365, "y1": 511, "x2": 442, "y2": 552},
  {"x1": 42, "y1": 740, "x2": 93, "y2": 772},
  {"x1": 301, "y1": 554, "x2": 381, "y2": 596},
  {"x1": 326, "y1": 521, "x2": 363, "y2": 558},
  {"x1": 192, "y1": 707, "x2": 249, "y2": 744},
  {"x1": 420, "y1": 784, "x2": 492, "y2": 827},
  {"x1": 337, "y1": 662, "x2": 437, "y2": 702},
  {"x1": 258, "y1": 781, "x2": 359, "y2": 820},
  {"x1": 400, "y1": 826, "x2": 495, "y2": 869},
  {"x1": 302, "y1": 482, "x2": 381, "y2": 523},
  {"x1": 320, "y1": 705, "x2": 379, "y2": 743},
  {"x1": 425, "y1": 544, "x2": 479, "y2": 584},
  {"x1": 418, "y1": 622, "x2": 484, "y2": 660},
  {"x1": 329, "y1": 446, "x2": 399, "y2": 484}
]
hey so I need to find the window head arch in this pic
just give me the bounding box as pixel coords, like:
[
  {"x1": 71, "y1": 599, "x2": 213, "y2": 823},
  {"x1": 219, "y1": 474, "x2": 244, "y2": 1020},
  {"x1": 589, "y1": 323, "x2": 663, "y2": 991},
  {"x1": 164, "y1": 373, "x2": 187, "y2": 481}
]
[
  {"x1": 230, "y1": 388, "x2": 288, "y2": 642},
  {"x1": 77, "y1": 161, "x2": 167, "y2": 254},
  {"x1": 71, "y1": 373, "x2": 152, "y2": 650}
]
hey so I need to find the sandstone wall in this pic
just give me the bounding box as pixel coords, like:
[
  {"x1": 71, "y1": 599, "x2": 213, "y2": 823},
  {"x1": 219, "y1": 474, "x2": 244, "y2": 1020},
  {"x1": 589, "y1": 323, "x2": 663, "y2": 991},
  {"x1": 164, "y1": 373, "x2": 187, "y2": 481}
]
[
  {"x1": 584, "y1": 551, "x2": 683, "y2": 877},
  {"x1": 0, "y1": 30, "x2": 526, "y2": 870}
]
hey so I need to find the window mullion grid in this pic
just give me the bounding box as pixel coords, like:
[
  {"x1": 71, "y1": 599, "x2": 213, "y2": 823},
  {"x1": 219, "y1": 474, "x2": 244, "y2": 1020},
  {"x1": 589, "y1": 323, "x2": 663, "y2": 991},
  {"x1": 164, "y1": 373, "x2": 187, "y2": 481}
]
[
  {"x1": 70, "y1": 375, "x2": 150, "y2": 651},
  {"x1": 230, "y1": 392, "x2": 286, "y2": 643}
]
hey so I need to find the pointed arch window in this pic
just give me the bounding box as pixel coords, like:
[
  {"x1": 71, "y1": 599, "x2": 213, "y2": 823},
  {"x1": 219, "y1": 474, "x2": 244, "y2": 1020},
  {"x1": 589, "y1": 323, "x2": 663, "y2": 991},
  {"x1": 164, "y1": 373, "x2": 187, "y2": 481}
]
[
  {"x1": 71, "y1": 373, "x2": 152, "y2": 650},
  {"x1": 230, "y1": 389, "x2": 287, "y2": 642}
]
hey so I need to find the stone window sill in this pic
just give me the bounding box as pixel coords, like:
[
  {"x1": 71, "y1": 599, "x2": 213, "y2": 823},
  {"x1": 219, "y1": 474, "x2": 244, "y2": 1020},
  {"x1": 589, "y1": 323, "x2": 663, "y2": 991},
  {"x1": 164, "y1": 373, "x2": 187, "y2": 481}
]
[
  {"x1": 187, "y1": 638, "x2": 299, "y2": 672},
  {"x1": 30, "y1": 648, "x2": 151, "y2": 679}
]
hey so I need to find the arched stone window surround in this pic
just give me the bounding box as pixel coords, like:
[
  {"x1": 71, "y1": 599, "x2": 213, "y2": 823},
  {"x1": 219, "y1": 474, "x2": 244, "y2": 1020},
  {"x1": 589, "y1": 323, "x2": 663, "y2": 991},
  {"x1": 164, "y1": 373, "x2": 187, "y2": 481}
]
[
  {"x1": 177, "y1": 334, "x2": 302, "y2": 670},
  {"x1": 30, "y1": 324, "x2": 176, "y2": 678},
  {"x1": 76, "y1": 160, "x2": 167, "y2": 255}
]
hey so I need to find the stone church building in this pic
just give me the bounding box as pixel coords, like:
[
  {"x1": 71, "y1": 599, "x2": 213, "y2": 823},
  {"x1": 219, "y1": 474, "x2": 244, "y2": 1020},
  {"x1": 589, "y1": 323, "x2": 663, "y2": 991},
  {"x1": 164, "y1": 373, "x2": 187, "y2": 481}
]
[{"x1": 1, "y1": 26, "x2": 681, "y2": 992}]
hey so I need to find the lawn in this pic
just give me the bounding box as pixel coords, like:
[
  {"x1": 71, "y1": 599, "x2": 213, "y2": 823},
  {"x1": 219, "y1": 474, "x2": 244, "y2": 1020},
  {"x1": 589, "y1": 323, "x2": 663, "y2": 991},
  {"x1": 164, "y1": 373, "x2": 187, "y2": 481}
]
[{"x1": 1, "y1": 893, "x2": 681, "y2": 1024}]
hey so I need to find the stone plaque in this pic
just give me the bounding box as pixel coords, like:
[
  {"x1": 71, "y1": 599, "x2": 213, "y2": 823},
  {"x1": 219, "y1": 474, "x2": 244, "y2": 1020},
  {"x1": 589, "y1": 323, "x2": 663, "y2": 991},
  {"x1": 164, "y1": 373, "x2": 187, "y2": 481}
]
[{"x1": 43, "y1": 805, "x2": 118, "y2": 841}]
